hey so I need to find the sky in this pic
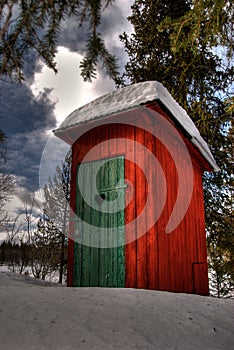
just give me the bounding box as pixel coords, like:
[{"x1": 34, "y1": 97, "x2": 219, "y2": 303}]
[{"x1": 0, "y1": 0, "x2": 134, "y2": 240}]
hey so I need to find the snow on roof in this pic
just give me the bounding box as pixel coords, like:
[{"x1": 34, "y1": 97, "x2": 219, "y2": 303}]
[{"x1": 53, "y1": 81, "x2": 219, "y2": 171}]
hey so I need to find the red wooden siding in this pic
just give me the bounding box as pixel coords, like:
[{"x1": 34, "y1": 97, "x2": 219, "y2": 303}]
[{"x1": 68, "y1": 105, "x2": 209, "y2": 295}]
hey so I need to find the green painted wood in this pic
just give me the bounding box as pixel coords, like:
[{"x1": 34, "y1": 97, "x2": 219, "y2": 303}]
[
  {"x1": 73, "y1": 164, "x2": 85, "y2": 287},
  {"x1": 117, "y1": 157, "x2": 125, "y2": 287},
  {"x1": 81, "y1": 162, "x2": 92, "y2": 286},
  {"x1": 106, "y1": 158, "x2": 114, "y2": 288},
  {"x1": 108, "y1": 158, "x2": 120, "y2": 287},
  {"x1": 98, "y1": 160, "x2": 107, "y2": 287},
  {"x1": 74, "y1": 156, "x2": 125, "y2": 287},
  {"x1": 89, "y1": 161, "x2": 100, "y2": 286},
  {"x1": 73, "y1": 242, "x2": 81, "y2": 286}
]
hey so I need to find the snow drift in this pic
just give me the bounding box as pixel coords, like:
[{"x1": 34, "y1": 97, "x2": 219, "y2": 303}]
[{"x1": 0, "y1": 272, "x2": 233, "y2": 350}]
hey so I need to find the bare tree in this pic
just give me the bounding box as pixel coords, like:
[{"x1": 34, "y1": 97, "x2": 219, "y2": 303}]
[
  {"x1": 30, "y1": 218, "x2": 61, "y2": 280},
  {"x1": 1, "y1": 198, "x2": 40, "y2": 274},
  {"x1": 43, "y1": 149, "x2": 71, "y2": 283},
  {"x1": 4, "y1": 215, "x2": 29, "y2": 273},
  {"x1": 0, "y1": 134, "x2": 14, "y2": 215}
]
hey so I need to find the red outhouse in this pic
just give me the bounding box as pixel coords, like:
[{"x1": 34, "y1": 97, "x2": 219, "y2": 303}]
[{"x1": 54, "y1": 81, "x2": 219, "y2": 295}]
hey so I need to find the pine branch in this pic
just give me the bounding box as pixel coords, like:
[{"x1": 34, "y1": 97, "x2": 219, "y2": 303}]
[{"x1": 80, "y1": 33, "x2": 118, "y2": 81}]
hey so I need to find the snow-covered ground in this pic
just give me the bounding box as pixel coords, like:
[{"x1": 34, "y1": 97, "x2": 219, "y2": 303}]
[
  {"x1": 0, "y1": 264, "x2": 64, "y2": 284},
  {"x1": 0, "y1": 272, "x2": 233, "y2": 350}
]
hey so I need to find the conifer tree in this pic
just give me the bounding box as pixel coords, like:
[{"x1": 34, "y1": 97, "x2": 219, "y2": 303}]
[
  {"x1": 30, "y1": 218, "x2": 61, "y2": 280},
  {"x1": 119, "y1": 0, "x2": 233, "y2": 296}
]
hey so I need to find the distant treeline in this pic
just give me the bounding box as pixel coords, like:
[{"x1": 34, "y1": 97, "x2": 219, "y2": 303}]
[{"x1": 0, "y1": 240, "x2": 68, "y2": 281}]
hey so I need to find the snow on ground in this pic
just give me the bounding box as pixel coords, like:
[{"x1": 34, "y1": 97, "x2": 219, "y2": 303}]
[
  {"x1": 0, "y1": 272, "x2": 233, "y2": 350},
  {"x1": 0, "y1": 264, "x2": 63, "y2": 284}
]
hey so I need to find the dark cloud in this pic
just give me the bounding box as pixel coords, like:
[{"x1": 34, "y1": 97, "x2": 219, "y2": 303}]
[
  {"x1": 58, "y1": 2, "x2": 130, "y2": 72},
  {"x1": 58, "y1": 15, "x2": 89, "y2": 54},
  {"x1": 99, "y1": 3, "x2": 132, "y2": 75},
  {"x1": 0, "y1": 83, "x2": 56, "y2": 136},
  {"x1": 7, "y1": 131, "x2": 49, "y2": 192},
  {"x1": 101, "y1": 3, "x2": 129, "y2": 36},
  {"x1": 23, "y1": 51, "x2": 45, "y2": 81},
  {"x1": 0, "y1": 80, "x2": 57, "y2": 193}
]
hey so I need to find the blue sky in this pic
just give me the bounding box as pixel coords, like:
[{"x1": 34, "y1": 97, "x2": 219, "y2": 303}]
[{"x1": 0, "y1": 1, "x2": 133, "y2": 237}]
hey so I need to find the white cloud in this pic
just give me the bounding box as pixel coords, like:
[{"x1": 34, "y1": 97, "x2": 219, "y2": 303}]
[{"x1": 31, "y1": 46, "x2": 116, "y2": 125}]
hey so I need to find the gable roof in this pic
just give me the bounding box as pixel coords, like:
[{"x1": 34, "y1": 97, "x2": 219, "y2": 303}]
[{"x1": 53, "y1": 81, "x2": 219, "y2": 171}]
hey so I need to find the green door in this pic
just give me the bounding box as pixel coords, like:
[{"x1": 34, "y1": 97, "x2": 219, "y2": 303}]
[{"x1": 73, "y1": 156, "x2": 125, "y2": 287}]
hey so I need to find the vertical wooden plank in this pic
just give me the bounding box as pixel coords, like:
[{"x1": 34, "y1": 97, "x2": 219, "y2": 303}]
[
  {"x1": 124, "y1": 125, "x2": 137, "y2": 288},
  {"x1": 88, "y1": 127, "x2": 104, "y2": 287},
  {"x1": 107, "y1": 157, "x2": 116, "y2": 287},
  {"x1": 181, "y1": 160, "x2": 196, "y2": 293},
  {"x1": 109, "y1": 124, "x2": 126, "y2": 287},
  {"x1": 106, "y1": 158, "x2": 113, "y2": 287},
  {"x1": 155, "y1": 139, "x2": 170, "y2": 291},
  {"x1": 91, "y1": 129, "x2": 103, "y2": 287},
  {"x1": 99, "y1": 159, "x2": 109, "y2": 287},
  {"x1": 89, "y1": 247, "x2": 100, "y2": 286},
  {"x1": 168, "y1": 128, "x2": 188, "y2": 293},
  {"x1": 144, "y1": 122, "x2": 157, "y2": 290},
  {"x1": 193, "y1": 263, "x2": 209, "y2": 295},
  {"x1": 80, "y1": 162, "x2": 92, "y2": 287},
  {"x1": 108, "y1": 125, "x2": 125, "y2": 287},
  {"x1": 135, "y1": 126, "x2": 147, "y2": 289},
  {"x1": 73, "y1": 242, "x2": 80, "y2": 286},
  {"x1": 147, "y1": 103, "x2": 170, "y2": 289},
  {"x1": 73, "y1": 164, "x2": 84, "y2": 287},
  {"x1": 117, "y1": 156, "x2": 125, "y2": 287},
  {"x1": 167, "y1": 139, "x2": 178, "y2": 292},
  {"x1": 89, "y1": 160, "x2": 100, "y2": 287}
]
